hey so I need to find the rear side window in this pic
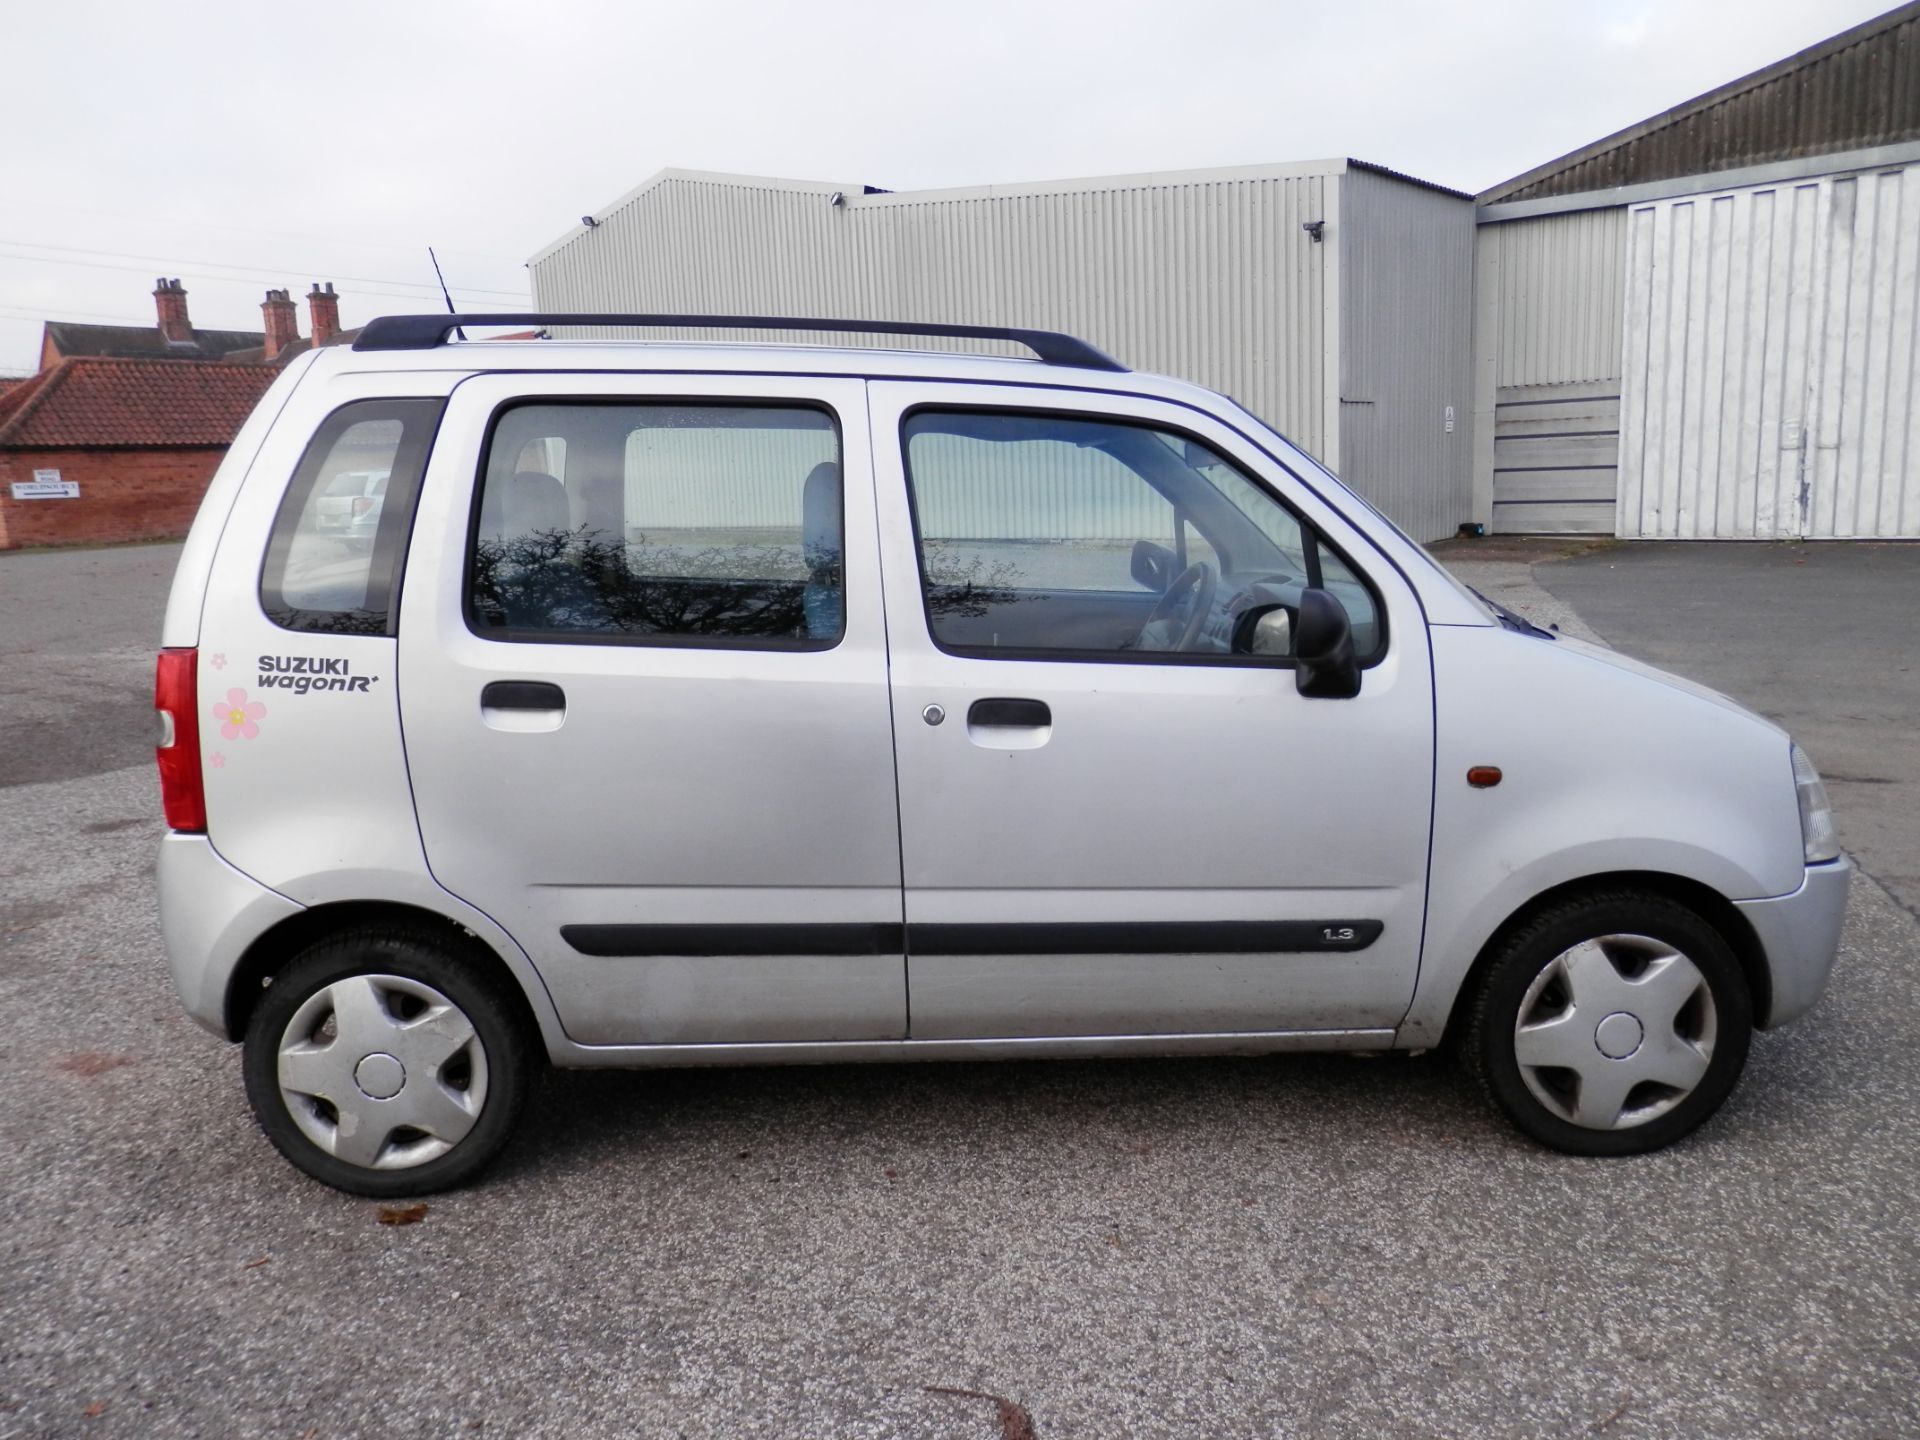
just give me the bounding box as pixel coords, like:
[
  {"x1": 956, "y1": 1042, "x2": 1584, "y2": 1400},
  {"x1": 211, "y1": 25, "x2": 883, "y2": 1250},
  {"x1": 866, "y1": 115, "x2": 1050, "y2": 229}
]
[
  {"x1": 260, "y1": 399, "x2": 444, "y2": 635},
  {"x1": 465, "y1": 402, "x2": 843, "y2": 649}
]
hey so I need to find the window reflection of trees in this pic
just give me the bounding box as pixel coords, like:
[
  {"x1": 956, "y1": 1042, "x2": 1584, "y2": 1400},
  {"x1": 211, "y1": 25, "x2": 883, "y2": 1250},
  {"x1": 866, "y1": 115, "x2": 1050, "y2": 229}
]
[
  {"x1": 261, "y1": 605, "x2": 389, "y2": 636},
  {"x1": 472, "y1": 530, "x2": 1053, "y2": 639},
  {"x1": 918, "y1": 544, "x2": 1031, "y2": 620},
  {"x1": 472, "y1": 528, "x2": 816, "y2": 639}
]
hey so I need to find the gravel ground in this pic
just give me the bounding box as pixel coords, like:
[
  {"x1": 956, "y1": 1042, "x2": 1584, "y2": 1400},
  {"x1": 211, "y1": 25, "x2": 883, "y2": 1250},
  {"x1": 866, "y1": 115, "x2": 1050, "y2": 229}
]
[{"x1": 3, "y1": 542, "x2": 1917, "y2": 1439}]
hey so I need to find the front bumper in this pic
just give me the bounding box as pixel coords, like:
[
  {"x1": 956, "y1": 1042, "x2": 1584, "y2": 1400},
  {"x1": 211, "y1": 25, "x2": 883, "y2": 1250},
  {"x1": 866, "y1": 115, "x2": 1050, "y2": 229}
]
[
  {"x1": 158, "y1": 833, "x2": 304, "y2": 1038},
  {"x1": 1734, "y1": 857, "x2": 1851, "y2": 1029}
]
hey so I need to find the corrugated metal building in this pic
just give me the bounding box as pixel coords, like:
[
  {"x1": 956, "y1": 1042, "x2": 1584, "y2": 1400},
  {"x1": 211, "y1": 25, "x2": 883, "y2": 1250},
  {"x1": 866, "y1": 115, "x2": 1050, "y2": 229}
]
[
  {"x1": 525, "y1": 4, "x2": 1918, "y2": 544},
  {"x1": 528, "y1": 161, "x2": 1476, "y2": 541},
  {"x1": 1473, "y1": 1, "x2": 1920, "y2": 538}
]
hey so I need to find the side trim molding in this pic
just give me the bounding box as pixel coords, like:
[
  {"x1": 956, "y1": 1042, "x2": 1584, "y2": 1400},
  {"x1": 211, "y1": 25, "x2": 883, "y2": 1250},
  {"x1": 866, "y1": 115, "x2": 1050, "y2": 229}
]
[
  {"x1": 559, "y1": 919, "x2": 1383, "y2": 958},
  {"x1": 909, "y1": 919, "x2": 1384, "y2": 955},
  {"x1": 561, "y1": 923, "x2": 905, "y2": 957}
]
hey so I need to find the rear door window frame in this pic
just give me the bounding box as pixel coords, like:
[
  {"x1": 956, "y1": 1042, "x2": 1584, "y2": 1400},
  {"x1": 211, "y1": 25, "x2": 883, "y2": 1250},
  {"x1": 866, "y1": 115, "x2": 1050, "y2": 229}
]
[{"x1": 459, "y1": 394, "x2": 848, "y2": 654}]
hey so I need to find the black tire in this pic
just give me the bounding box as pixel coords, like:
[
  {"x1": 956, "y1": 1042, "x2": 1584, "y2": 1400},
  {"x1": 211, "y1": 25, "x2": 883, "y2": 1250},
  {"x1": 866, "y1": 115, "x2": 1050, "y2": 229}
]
[
  {"x1": 1464, "y1": 890, "x2": 1752, "y2": 1156},
  {"x1": 243, "y1": 927, "x2": 533, "y2": 1197}
]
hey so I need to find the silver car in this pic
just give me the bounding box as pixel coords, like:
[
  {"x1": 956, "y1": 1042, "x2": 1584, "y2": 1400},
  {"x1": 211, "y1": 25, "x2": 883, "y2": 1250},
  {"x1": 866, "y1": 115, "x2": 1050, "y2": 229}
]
[
  {"x1": 310, "y1": 468, "x2": 390, "y2": 549},
  {"x1": 155, "y1": 315, "x2": 1849, "y2": 1195}
]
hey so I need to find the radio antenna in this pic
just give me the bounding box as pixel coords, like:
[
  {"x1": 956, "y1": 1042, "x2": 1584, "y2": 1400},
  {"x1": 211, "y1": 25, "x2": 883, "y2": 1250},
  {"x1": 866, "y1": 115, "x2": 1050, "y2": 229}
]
[{"x1": 427, "y1": 247, "x2": 465, "y2": 339}]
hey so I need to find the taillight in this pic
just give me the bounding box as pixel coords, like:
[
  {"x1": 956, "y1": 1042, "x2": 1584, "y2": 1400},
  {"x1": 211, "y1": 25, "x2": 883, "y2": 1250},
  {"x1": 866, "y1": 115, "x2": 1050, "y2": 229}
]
[
  {"x1": 155, "y1": 647, "x2": 206, "y2": 832},
  {"x1": 351, "y1": 496, "x2": 374, "y2": 517}
]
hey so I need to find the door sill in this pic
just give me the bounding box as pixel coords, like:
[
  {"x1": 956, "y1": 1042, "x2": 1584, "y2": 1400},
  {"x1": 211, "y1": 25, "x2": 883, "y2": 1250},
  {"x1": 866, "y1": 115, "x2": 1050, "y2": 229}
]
[{"x1": 548, "y1": 1028, "x2": 1397, "y2": 1069}]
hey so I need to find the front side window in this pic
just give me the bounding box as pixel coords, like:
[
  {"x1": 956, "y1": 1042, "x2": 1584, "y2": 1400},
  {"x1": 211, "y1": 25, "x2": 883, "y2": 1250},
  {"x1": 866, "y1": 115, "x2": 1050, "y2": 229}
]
[
  {"x1": 467, "y1": 403, "x2": 842, "y2": 648},
  {"x1": 902, "y1": 410, "x2": 1381, "y2": 662},
  {"x1": 260, "y1": 398, "x2": 444, "y2": 635}
]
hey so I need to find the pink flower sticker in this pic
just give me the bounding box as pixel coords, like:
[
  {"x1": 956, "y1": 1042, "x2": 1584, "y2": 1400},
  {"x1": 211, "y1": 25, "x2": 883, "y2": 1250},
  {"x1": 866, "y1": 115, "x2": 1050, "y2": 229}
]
[
  {"x1": 211, "y1": 688, "x2": 266, "y2": 741},
  {"x1": 209, "y1": 752, "x2": 227, "y2": 769},
  {"x1": 209, "y1": 653, "x2": 227, "y2": 670}
]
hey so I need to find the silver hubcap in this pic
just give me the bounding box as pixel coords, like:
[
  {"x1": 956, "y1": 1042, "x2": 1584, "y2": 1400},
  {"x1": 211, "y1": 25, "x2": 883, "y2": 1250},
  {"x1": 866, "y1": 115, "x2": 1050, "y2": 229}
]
[
  {"x1": 1513, "y1": 934, "x2": 1717, "y2": 1131},
  {"x1": 277, "y1": 974, "x2": 489, "y2": 1170}
]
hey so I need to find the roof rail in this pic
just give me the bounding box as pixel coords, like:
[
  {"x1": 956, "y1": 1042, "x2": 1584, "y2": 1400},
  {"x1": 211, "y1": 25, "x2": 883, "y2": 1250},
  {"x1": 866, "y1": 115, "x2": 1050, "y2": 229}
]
[{"x1": 351, "y1": 313, "x2": 1127, "y2": 371}]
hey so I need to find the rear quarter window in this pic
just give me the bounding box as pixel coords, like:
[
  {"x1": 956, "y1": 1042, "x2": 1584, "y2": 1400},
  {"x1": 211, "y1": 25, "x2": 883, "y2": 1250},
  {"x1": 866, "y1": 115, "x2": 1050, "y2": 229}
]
[{"x1": 259, "y1": 398, "x2": 444, "y2": 635}]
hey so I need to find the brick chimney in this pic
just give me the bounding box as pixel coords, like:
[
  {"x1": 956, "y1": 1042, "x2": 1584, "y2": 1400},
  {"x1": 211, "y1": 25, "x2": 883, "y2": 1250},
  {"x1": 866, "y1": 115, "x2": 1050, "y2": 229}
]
[
  {"x1": 260, "y1": 288, "x2": 299, "y2": 361},
  {"x1": 307, "y1": 282, "x2": 341, "y2": 347},
  {"x1": 153, "y1": 278, "x2": 192, "y2": 344}
]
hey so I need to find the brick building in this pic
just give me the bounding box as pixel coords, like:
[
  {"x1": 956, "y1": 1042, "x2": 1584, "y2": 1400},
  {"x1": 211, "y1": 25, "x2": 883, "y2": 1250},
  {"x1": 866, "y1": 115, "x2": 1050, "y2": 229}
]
[
  {"x1": 38, "y1": 278, "x2": 264, "y2": 369},
  {"x1": 223, "y1": 282, "x2": 351, "y2": 365},
  {"x1": 0, "y1": 357, "x2": 277, "y2": 548},
  {"x1": 1, "y1": 279, "x2": 347, "y2": 548}
]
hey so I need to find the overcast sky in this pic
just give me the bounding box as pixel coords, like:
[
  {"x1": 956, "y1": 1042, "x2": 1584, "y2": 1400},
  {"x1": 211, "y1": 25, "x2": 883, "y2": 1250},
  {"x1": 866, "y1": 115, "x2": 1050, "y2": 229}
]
[{"x1": 0, "y1": 0, "x2": 1894, "y2": 374}]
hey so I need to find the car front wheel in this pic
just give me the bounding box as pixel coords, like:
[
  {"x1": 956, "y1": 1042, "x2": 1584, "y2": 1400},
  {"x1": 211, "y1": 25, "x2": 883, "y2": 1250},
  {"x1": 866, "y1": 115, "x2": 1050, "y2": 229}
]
[
  {"x1": 1465, "y1": 891, "x2": 1753, "y2": 1156},
  {"x1": 242, "y1": 928, "x2": 531, "y2": 1196}
]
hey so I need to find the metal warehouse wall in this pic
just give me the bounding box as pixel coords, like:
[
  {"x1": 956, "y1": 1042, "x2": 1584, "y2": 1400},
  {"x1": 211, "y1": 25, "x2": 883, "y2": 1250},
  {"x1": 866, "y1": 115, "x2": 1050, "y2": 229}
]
[
  {"x1": 1477, "y1": 209, "x2": 1628, "y2": 388},
  {"x1": 1468, "y1": 209, "x2": 1630, "y2": 533},
  {"x1": 1338, "y1": 168, "x2": 1476, "y2": 542},
  {"x1": 1618, "y1": 162, "x2": 1920, "y2": 539},
  {"x1": 530, "y1": 165, "x2": 1486, "y2": 541},
  {"x1": 530, "y1": 168, "x2": 1335, "y2": 463}
]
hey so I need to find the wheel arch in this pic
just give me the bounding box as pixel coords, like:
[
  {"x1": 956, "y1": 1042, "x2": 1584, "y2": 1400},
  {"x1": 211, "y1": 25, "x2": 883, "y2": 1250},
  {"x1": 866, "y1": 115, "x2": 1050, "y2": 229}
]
[
  {"x1": 1435, "y1": 870, "x2": 1770, "y2": 1054},
  {"x1": 223, "y1": 899, "x2": 542, "y2": 1045}
]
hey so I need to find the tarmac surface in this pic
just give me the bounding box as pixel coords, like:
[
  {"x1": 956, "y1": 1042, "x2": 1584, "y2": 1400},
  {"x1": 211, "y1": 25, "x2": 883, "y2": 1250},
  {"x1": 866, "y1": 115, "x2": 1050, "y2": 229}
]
[
  {"x1": 2, "y1": 540, "x2": 1916, "y2": 1438},
  {"x1": 1537, "y1": 541, "x2": 1920, "y2": 920},
  {"x1": 0, "y1": 542, "x2": 177, "y2": 787}
]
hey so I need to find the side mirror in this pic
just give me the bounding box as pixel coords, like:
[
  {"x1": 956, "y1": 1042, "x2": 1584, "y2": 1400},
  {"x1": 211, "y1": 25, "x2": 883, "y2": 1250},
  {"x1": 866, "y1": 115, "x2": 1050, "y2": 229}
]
[
  {"x1": 1294, "y1": 588, "x2": 1361, "y2": 699},
  {"x1": 1230, "y1": 603, "x2": 1293, "y2": 658},
  {"x1": 1130, "y1": 539, "x2": 1175, "y2": 594}
]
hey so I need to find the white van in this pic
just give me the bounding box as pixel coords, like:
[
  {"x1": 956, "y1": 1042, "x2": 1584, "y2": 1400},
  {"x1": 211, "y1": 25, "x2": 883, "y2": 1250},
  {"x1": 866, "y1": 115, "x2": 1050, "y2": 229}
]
[{"x1": 155, "y1": 315, "x2": 1848, "y2": 1195}]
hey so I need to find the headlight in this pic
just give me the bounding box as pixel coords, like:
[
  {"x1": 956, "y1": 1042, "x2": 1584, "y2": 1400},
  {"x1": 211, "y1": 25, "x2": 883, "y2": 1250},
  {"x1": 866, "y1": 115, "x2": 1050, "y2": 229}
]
[{"x1": 1792, "y1": 744, "x2": 1840, "y2": 864}]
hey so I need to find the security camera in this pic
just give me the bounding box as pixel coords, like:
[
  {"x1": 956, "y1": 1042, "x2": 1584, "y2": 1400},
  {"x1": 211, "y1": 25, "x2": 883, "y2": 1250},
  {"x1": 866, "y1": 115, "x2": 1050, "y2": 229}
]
[
  {"x1": 1302, "y1": 220, "x2": 1325, "y2": 242},
  {"x1": 828, "y1": 191, "x2": 846, "y2": 208}
]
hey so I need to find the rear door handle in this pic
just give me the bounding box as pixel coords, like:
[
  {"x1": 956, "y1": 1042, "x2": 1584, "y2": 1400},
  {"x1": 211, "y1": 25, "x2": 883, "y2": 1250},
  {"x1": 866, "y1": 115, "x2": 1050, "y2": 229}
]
[
  {"x1": 968, "y1": 697, "x2": 1051, "y2": 728},
  {"x1": 481, "y1": 680, "x2": 566, "y2": 732},
  {"x1": 481, "y1": 680, "x2": 566, "y2": 710}
]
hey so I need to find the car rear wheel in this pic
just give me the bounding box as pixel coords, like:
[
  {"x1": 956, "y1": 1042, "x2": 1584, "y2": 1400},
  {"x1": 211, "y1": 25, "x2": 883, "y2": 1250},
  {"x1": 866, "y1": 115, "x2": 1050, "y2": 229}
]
[
  {"x1": 242, "y1": 928, "x2": 531, "y2": 1196},
  {"x1": 1465, "y1": 891, "x2": 1752, "y2": 1156}
]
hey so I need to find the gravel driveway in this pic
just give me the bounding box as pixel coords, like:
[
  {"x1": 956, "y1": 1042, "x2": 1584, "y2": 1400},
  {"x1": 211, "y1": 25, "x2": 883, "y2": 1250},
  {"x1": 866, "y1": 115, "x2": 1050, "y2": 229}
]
[{"x1": 1, "y1": 541, "x2": 1915, "y2": 1439}]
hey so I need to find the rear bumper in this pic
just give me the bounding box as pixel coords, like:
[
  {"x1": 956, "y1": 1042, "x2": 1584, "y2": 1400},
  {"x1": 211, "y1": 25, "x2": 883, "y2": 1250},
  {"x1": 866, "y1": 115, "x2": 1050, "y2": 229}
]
[
  {"x1": 1735, "y1": 857, "x2": 1851, "y2": 1029},
  {"x1": 158, "y1": 833, "x2": 303, "y2": 1038}
]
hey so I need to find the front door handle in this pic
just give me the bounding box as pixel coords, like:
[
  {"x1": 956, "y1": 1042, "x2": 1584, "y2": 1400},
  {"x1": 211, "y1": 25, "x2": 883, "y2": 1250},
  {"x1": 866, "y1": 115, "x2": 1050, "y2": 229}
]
[{"x1": 968, "y1": 697, "x2": 1050, "y2": 728}]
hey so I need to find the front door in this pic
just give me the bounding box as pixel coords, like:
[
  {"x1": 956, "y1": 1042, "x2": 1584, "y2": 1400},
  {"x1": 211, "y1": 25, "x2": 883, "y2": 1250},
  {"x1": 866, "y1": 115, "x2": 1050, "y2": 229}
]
[
  {"x1": 399, "y1": 373, "x2": 905, "y2": 1046},
  {"x1": 868, "y1": 382, "x2": 1434, "y2": 1039}
]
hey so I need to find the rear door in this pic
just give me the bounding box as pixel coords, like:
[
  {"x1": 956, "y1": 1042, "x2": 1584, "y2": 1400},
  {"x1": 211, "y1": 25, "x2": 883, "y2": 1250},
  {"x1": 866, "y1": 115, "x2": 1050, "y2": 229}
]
[
  {"x1": 399, "y1": 372, "x2": 904, "y2": 1046},
  {"x1": 868, "y1": 381, "x2": 1435, "y2": 1039}
]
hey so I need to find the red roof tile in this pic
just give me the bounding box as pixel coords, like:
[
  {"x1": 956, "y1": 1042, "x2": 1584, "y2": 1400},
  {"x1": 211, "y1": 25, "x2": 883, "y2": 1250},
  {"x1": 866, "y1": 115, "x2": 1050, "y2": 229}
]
[
  {"x1": 0, "y1": 356, "x2": 278, "y2": 449},
  {"x1": 0, "y1": 372, "x2": 49, "y2": 428}
]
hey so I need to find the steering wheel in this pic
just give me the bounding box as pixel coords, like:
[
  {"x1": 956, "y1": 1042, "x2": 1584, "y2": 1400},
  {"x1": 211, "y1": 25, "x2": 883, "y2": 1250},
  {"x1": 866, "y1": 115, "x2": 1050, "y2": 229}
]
[{"x1": 1136, "y1": 561, "x2": 1217, "y2": 652}]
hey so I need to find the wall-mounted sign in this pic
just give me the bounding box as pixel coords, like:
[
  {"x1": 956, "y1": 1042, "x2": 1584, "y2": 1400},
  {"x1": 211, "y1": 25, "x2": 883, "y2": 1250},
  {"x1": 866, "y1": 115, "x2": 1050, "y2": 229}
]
[{"x1": 11, "y1": 468, "x2": 79, "y2": 500}]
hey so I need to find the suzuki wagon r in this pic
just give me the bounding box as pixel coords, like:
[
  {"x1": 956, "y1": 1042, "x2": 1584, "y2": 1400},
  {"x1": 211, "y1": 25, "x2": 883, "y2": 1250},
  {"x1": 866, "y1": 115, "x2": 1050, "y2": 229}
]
[{"x1": 154, "y1": 314, "x2": 1849, "y2": 1195}]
